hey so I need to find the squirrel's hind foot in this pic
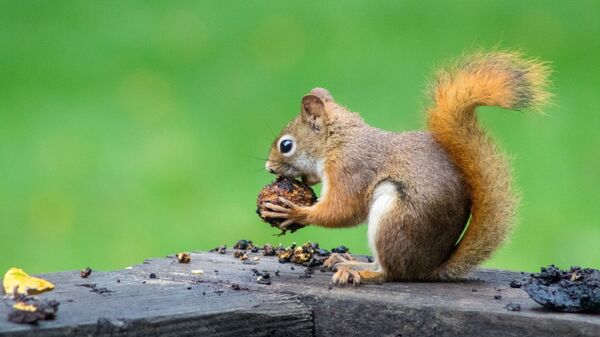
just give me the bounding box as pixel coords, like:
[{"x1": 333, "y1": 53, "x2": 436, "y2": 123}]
[{"x1": 331, "y1": 269, "x2": 386, "y2": 286}]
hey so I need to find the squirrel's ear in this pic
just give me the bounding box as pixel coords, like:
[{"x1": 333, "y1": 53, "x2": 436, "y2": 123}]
[
  {"x1": 310, "y1": 87, "x2": 334, "y2": 102},
  {"x1": 301, "y1": 94, "x2": 326, "y2": 132}
]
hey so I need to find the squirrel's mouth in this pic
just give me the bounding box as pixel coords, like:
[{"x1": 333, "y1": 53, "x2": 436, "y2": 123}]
[
  {"x1": 267, "y1": 161, "x2": 321, "y2": 186},
  {"x1": 266, "y1": 161, "x2": 296, "y2": 177},
  {"x1": 274, "y1": 173, "x2": 318, "y2": 186}
]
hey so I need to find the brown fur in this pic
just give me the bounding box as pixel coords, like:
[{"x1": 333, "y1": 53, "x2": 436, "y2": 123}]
[{"x1": 263, "y1": 52, "x2": 550, "y2": 282}]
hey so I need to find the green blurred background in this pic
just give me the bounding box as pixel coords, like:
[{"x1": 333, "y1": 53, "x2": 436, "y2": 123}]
[{"x1": 1, "y1": 1, "x2": 598, "y2": 274}]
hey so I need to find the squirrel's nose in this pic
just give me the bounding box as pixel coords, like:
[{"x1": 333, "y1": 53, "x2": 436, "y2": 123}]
[{"x1": 265, "y1": 161, "x2": 276, "y2": 174}]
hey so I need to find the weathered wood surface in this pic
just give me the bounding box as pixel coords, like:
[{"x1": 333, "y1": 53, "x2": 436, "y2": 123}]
[{"x1": 1, "y1": 250, "x2": 599, "y2": 337}]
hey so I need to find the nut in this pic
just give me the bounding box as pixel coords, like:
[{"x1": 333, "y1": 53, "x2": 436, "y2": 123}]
[{"x1": 256, "y1": 177, "x2": 317, "y2": 235}]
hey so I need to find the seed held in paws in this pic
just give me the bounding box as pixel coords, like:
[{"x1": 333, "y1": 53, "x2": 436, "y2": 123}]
[{"x1": 256, "y1": 176, "x2": 317, "y2": 235}]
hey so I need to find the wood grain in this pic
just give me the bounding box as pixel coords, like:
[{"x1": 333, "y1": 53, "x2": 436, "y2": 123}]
[{"x1": 1, "y1": 251, "x2": 598, "y2": 336}]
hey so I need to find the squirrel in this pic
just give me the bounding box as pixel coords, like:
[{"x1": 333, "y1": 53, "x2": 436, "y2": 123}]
[{"x1": 260, "y1": 52, "x2": 550, "y2": 284}]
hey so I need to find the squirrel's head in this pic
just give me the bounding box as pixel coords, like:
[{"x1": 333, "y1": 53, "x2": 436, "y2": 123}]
[{"x1": 265, "y1": 88, "x2": 334, "y2": 185}]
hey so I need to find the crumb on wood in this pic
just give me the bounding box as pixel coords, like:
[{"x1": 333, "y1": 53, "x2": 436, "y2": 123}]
[
  {"x1": 80, "y1": 267, "x2": 92, "y2": 278},
  {"x1": 505, "y1": 303, "x2": 521, "y2": 312},
  {"x1": 176, "y1": 253, "x2": 191, "y2": 263}
]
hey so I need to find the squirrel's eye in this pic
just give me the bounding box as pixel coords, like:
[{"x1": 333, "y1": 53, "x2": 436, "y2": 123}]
[
  {"x1": 277, "y1": 135, "x2": 296, "y2": 156},
  {"x1": 280, "y1": 139, "x2": 294, "y2": 154}
]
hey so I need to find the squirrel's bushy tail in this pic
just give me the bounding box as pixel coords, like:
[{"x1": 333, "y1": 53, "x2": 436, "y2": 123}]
[{"x1": 426, "y1": 52, "x2": 550, "y2": 280}]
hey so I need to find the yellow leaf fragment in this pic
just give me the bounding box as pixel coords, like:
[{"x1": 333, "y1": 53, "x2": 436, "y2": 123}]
[
  {"x1": 3, "y1": 268, "x2": 55, "y2": 295},
  {"x1": 13, "y1": 302, "x2": 37, "y2": 312}
]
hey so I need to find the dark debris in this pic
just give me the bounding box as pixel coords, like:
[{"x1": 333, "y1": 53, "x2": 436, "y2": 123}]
[
  {"x1": 210, "y1": 245, "x2": 227, "y2": 254},
  {"x1": 509, "y1": 280, "x2": 522, "y2": 288},
  {"x1": 505, "y1": 303, "x2": 521, "y2": 312},
  {"x1": 76, "y1": 283, "x2": 113, "y2": 296},
  {"x1": 525, "y1": 265, "x2": 600, "y2": 313},
  {"x1": 233, "y1": 251, "x2": 249, "y2": 261},
  {"x1": 263, "y1": 244, "x2": 277, "y2": 256},
  {"x1": 252, "y1": 269, "x2": 271, "y2": 285},
  {"x1": 231, "y1": 283, "x2": 248, "y2": 291},
  {"x1": 331, "y1": 246, "x2": 349, "y2": 254},
  {"x1": 299, "y1": 267, "x2": 314, "y2": 279},
  {"x1": 7, "y1": 295, "x2": 60, "y2": 324},
  {"x1": 80, "y1": 267, "x2": 92, "y2": 279},
  {"x1": 233, "y1": 240, "x2": 254, "y2": 250},
  {"x1": 277, "y1": 242, "x2": 329, "y2": 267}
]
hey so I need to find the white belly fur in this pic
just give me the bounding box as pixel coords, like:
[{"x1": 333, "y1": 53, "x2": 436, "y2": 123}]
[{"x1": 368, "y1": 182, "x2": 398, "y2": 265}]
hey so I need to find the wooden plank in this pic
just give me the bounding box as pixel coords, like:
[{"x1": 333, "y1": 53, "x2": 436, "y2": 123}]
[
  {"x1": 0, "y1": 261, "x2": 313, "y2": 337},
  {"x1": 1, "y1": 250, "x2": 599, "y2": 337}
]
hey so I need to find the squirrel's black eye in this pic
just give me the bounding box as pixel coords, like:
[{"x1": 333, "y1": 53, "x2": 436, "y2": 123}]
[{"x1": 280, "y1": 139, "x2": 294, "y2": 154}]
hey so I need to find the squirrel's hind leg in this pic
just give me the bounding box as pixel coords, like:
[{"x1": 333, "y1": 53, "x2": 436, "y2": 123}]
[
  {"x1": 372, "y1": 181, "x2": 461, "y2": 281},
  {"x1": 332, "y1": 261, "x2": 378, "y2": 271},
  {"x1": 330, "y1": 181, "x2": 401, "y2": 286},
  {"x1": 324, "y1": 252, "x2": 378, "y2": 271}
]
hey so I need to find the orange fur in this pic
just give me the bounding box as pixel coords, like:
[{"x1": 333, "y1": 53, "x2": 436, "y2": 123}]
[
  {"x1": 332, "y1": 268, "x2": 385, "y2": 285},
  {"x1": 427, "y1": 52, "x2": 551, "y2": 279}
]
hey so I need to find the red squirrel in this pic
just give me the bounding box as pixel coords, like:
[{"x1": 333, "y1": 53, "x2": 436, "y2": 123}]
[{"x1": 260, "y1": 52, "x2": 550, "y2": 284}]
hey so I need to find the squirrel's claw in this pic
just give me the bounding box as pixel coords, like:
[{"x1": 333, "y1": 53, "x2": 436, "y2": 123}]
[
  {"x1": 279, "y1": 218, "x2": 296, "y2": 230},
  {"x1": 277, "y1": 197, "x2": 299, "y2": 208},
  {"x1": 260, "y1": 210, "x2": 289, "y2": 218},
  {"x1": 324, "y1": 253, "x2": 347, "y2": 270},
  {"x1": 262, "y1": 197, "x2": 310, "y2": 226},
  {"x1": 332, "y1": 268, "x2": 361, "y2": 286},
  {"x1": 324, "y1": 253, "x2": 360, "y2": 271},
  {"x1": 262, "y1": 202, "x2": 291, "y2": 213}
]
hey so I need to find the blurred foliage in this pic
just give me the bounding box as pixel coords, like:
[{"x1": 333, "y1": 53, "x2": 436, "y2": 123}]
[{"x1": 0, "y1": 1, "x2": 599, "y2": 274}]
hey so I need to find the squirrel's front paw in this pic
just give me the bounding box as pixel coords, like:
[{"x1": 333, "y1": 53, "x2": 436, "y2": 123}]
[
  {"x1": 324, "y1": 253, "x2": 359, "y2": 271},
  {"x1": 261, "y1": 197, "x2": 309, "y2": 229},
  {"x1": 331, "y1": 268, "x2": 361, "y2": 286}
]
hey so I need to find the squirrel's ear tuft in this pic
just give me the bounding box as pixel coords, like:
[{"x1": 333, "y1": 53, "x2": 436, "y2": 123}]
[
  {"x1": 310, "y1": 87, "x2": 334, "y2": 102},
  {"x1": 301, "y1": 94, "x2": 326, "y2": 132}
]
